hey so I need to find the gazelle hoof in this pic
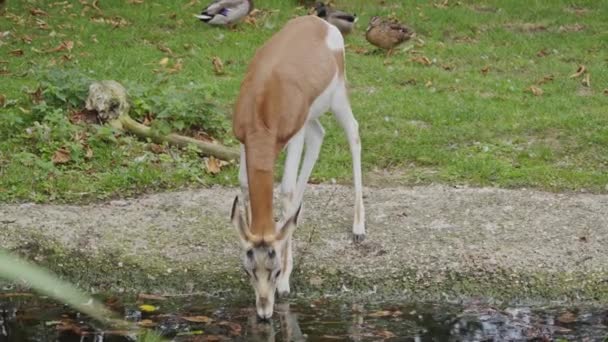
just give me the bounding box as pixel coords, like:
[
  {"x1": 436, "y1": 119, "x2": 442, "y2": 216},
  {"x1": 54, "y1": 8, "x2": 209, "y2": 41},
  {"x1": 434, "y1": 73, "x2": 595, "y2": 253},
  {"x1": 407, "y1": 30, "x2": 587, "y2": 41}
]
[{"x1": 352, "y1": 233, "x2": 366, "y2": 243}]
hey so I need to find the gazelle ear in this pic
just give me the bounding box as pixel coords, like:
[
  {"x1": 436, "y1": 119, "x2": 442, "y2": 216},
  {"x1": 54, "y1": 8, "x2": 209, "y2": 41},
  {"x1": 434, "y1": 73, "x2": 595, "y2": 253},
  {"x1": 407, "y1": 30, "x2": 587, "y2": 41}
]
[
  {"x1": 231, "y1": 196, "x2": 251, "y2": 245},
  {"x1": 276, "y1": 204, "x2": 302, "y2": 242}
]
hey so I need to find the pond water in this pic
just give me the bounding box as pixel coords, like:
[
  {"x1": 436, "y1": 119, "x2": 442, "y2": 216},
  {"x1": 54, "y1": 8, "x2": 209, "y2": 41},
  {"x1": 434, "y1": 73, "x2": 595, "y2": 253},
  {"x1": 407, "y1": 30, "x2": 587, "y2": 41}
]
[{"x1": 0, "y1": 293, "x2": 607, "y2": 341}]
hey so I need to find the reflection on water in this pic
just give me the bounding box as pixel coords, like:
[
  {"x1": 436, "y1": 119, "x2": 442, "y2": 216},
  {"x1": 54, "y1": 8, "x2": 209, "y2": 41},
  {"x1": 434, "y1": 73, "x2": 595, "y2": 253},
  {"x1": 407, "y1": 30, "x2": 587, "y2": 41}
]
[{"x1": 0, "y1": 294, "x2": 607, "y2": 341}]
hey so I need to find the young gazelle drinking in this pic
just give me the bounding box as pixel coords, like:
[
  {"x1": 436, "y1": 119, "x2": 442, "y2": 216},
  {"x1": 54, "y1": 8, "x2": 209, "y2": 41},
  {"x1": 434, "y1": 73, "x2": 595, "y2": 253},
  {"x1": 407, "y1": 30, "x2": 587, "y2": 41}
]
[{"x1": 230, "y1": 15, "x2": 365, "y2": 320}]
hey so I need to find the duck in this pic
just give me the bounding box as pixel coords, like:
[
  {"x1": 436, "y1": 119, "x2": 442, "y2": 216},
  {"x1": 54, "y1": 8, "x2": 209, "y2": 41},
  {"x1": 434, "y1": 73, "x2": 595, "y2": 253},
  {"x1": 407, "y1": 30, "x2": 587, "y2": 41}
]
[
  {"x1": 365, "y1": 16, "x2": 414, "y2": 56},
  {"x1": 314, "y1": 2, "x2": 357, "y2": 35},
  {"x1": 195, "y1": 0, "x2": 253, "y2": 26}
]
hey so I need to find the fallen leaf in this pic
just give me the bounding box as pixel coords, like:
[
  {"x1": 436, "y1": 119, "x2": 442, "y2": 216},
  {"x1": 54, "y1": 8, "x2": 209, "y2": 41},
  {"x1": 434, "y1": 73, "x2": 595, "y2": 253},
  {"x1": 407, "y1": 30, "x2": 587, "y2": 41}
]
[
  {"x1": 48, "y1": 40, "x2": 74, "y2": 53},
  {"x1": 212, "y1": 56, "x2": 224, "y2": 75},
  {"x1": 21, "y1": 35, "x2": 33, "y2": 44},
  {"x1": 581, "y1": 73, "x2": 590, "y2": 87},
  {"x1": 137, "y1": 319, "x2": 156, "y2": 327},
  {"x1": 205, "y1": 156, "x2": 222, "y2": 174},
  {"x1": 159, "y1": 57, "x2": 169, "y2": 66},
  {"x1": 85, "y1": 146, "x2": 93, "y2": 159},
  {"x1": 52, "y1": 148, "x2": 71, "y2": 164},
  {"x1": 138, "y1": 304, "x2": 157, "y2": 313},
  {"x1": 352, "y1": 46, "x2": 369, "y2": 54},
  {"x1": 149, "y1": 143, "x2": 165, "y2": 154},
  {"x1": 367, "y1": 310, "x2": 393, "y2": 317},
  {"x1": 536, "y1": 48, "x2": 550, "y2": 57},
  {"x1": 128, "y1": 0, "x2": 144, "y2": 4},
  {"x1": 481, "y1": 65, "x2": 490, "y2": 75},
  {"x1": 157, "y1": 44, "x2": 173, "y2": 55},
  {"x1": 376, "y1": 329, "x2": 396, "y2": 338},
  {"x1": 218, "y1": 321, "x2": 242, "y2": 336},
  {"x1": 0, "y1": 292, "x2": 34, "y2": 298},
  {"x1": 558, "y1": 23, "x2": 585, "y2": 32},
  {"x1": 536, "y1": 74, "x2": 554, "y2": 85},
  {"x1": 527, "y1": 85, "x2": 543, "y2": 96},
  {"x1": 182, "y1": 315, "x2": 212, "y2": 323},
  {"x1": 0, "y1": 94, "x2": 5, "y2": 107},
  {"x1": 557, "y1": 311, "x2": 576, "y2": 324},
  {"x1": 425, "y1": 80, "x2": 433, "y2": 88},
  {"x1": 91, "y1": 0, "x2": 101, "y2": 11},
  {"x1": 167, "y1": 59, "x2": 183, "y2": 74},
  {"x1": 569, "y1": 65, "x2": 586, "y2": 78},
  {"x1": 442, "y1": 64, "x2": 454, "y2": 71},
  {"x1": 603, "y1": 88, "x2": 608, "y2": 96},
  {"x1": 9, "y1": 49, "x2": 24, "y2": 57},
  {"x1": 411, "y1": 56, "x2": 432, "y2": 65},
  {"x1": 137, "y1": 293, "x2": 167, "y2": 301},
  {"x1": 29, "y1": 8, "x2": 48, "y2": 16}
]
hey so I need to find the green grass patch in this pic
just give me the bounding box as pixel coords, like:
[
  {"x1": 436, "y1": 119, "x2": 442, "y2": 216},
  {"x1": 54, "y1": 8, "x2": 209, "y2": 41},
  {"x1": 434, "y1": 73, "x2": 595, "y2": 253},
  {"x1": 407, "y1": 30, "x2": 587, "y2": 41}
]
[{"x1": 1, "y1": 0, "x2": 607, "y2": 202}]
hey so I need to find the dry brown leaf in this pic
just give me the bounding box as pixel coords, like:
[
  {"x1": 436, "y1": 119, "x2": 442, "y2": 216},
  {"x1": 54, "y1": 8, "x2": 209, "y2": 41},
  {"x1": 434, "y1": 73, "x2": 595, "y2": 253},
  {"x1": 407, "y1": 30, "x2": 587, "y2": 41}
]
[
  {"x1": 367, "y1": 310, "x2": 393, "y2": 317},
  {"x1": 36, "y1": 18, "x2": 49, "y2": 30},
  {"x1": 411, "y1": 56, "x2": 432, "y2": 65},
  {"x1": 9, "y1": 49, "x2": 24, "y2": 57},
  {"x1": 48, "y1": 40, "x2": 74, "y2": 53},
  {"x1": 137, "y1": 293, "x2": 167, "y2": 301},
  {"x1": 528, "y1": 85, "x2": 543, "y2": 96},
  {"x1": 167, "y1": 59, "x2": 183, "y2": 74},
  {"x1": 352, "y1": 46, "x2": 369, "y2": 54},
  {"x1": 205, "y1": 156, "x2": 222, "y2": 174},
  {"x1": 557, "y1": 311, "x2": 576, "y2": 324},
  {"x1": 537, "y1": 74, "x2": 554, "y2": 85},
  {"x1": 182, "y1": 315, "x2": 212, "y2": 323},
  {"x1": 52, "y1": 148, "x2": 71, "y2": 164},
  {"x1": 29, "y1": 8, "x2": 48, "y2": 16},
  {"x1": 22, "y1": 35, "x2": 33, "y2": 44},
  {"x1": 149, "y1": 143, "x2": 165, "y2": 154},
  {"x1": 218, "y1": 321, "x2": 242, "y2": 336},
  {"x1": 581, "y1": 73, "x2": 590, "y2": 87},
  {"x1": 85, "y1": 146, "x2": 93, "y2": 159},
  {"x1": 481, "y1": 65, "x2": 490, "y2": 75},
  {"x1": 91, "y1": 0, "x2": 101, "y2": 11},
  {"x1": 212, "y1": 56, "x2": 224, "y2": 75},
  {"x1": 569, "y1": 65, "x2": 586, "y2": 78},
  {"x1": 137, "y1": 319, "x2": 156, "y2": 328},
  {"x1": 425, "y1": 80, "x2": 433, "y2": 88},
  {"x1": 0, "y1": 94, "x2": 5, "y2": 107},
  {"x1": 441, "y1": 64, "x2": 454, "y2": 71},
  {"x1": 159, "y1": 57, "x2": 169, "y2": 66},
  {"x1": 158, "y1": 44, "x2": 173, "y2": 55},
  {"x1": 536, "y1": 48, "x2": 550, "y2": 57},
  {"x1": 376, "y1": 330, "x2": 397, "y2": 338},
  {"x1": 603, "y1": 88, "x2": 608, "y2": 96},
  {"x1": 558, "y1": 23, "x2": 585, "y2": 32},
  {"x1": 128, "y1": 0, "x2": 144, "y2": 4}
]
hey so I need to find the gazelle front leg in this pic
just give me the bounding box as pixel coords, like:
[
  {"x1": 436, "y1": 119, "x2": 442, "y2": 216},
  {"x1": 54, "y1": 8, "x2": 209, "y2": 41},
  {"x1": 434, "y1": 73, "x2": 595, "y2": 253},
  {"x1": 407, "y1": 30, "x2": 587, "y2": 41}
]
[
  {"x1": 331, "y1": 84, "x2": 366, "y2": 242},
  {"x1": 238, "y1": 144, "x2": 252, "y2": 225}
]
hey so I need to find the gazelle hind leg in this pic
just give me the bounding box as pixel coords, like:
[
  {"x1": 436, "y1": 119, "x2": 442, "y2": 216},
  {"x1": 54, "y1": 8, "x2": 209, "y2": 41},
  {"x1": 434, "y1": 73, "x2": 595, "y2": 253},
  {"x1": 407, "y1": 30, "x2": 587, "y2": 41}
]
[
  {"x1": 331, "y1": 83, "x2": 366, "y2": 242},
  {"x1": 277, "y1": 120, "x2": 324, "y2": 296},
  {"x1": 280, "y1": 130, "x2": 304, "y2": 220},
  {"x1": 292, "y1": 119, "x2": 325, "y2": 211}
]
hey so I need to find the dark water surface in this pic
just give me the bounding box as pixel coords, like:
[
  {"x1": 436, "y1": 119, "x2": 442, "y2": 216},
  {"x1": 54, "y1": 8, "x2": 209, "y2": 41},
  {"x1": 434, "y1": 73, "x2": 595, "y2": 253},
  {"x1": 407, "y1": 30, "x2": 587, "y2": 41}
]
[{"x1": 1, "y1": 294, "x2": 607, "y2": 341}]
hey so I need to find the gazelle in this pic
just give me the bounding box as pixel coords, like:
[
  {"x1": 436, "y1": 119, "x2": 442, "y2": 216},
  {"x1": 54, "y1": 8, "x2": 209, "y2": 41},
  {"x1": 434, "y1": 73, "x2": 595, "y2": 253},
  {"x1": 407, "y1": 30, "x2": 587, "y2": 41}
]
[{"x1": 230, "y1": 15, "x2": 365, "y2": 320}]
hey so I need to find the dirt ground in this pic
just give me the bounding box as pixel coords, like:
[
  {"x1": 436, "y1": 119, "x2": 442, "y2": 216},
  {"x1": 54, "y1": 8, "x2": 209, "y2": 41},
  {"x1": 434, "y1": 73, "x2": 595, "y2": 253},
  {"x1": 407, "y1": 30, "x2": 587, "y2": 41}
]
[{"x1": 1, "y1": 184, "x2": 607, "y2": 303}]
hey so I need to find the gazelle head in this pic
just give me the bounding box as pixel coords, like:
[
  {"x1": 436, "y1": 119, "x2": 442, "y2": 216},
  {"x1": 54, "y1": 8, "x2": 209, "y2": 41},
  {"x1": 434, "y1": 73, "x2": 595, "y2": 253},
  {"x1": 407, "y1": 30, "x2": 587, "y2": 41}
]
[{"x1": 230, "y1": 197, "x2": 300, "y2": 320}]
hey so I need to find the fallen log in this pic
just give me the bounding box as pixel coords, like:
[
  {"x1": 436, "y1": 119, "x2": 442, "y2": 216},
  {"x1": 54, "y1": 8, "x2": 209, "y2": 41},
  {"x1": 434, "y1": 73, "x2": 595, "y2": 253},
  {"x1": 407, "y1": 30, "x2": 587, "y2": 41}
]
[{"x1": 85, "y1": 80, "x2": 239, "y2": 161}]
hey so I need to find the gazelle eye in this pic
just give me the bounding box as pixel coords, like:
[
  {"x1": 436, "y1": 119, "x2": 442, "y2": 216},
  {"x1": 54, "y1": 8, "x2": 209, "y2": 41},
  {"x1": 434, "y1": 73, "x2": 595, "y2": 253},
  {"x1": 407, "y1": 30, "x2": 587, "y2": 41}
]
[{"x1": 246, "y1": 249, "x2": 254, "y2": 259}]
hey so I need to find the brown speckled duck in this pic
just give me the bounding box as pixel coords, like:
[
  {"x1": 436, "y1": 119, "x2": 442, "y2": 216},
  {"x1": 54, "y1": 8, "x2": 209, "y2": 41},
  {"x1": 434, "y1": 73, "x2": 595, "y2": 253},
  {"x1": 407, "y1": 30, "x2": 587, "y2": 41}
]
[
  {"x1": 365, "y1": 16, "x2": 414, "y2": 56},
  {"x1": 314, "y1": 2, "x2": 358, "y2": 36}
]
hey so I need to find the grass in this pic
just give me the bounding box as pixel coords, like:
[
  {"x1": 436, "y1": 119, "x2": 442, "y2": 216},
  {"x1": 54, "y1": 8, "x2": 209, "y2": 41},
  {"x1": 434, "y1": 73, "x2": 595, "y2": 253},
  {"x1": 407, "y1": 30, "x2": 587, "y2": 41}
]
[{"x1": 1, "y1": 0, "x2": 607, "y2": 203}]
